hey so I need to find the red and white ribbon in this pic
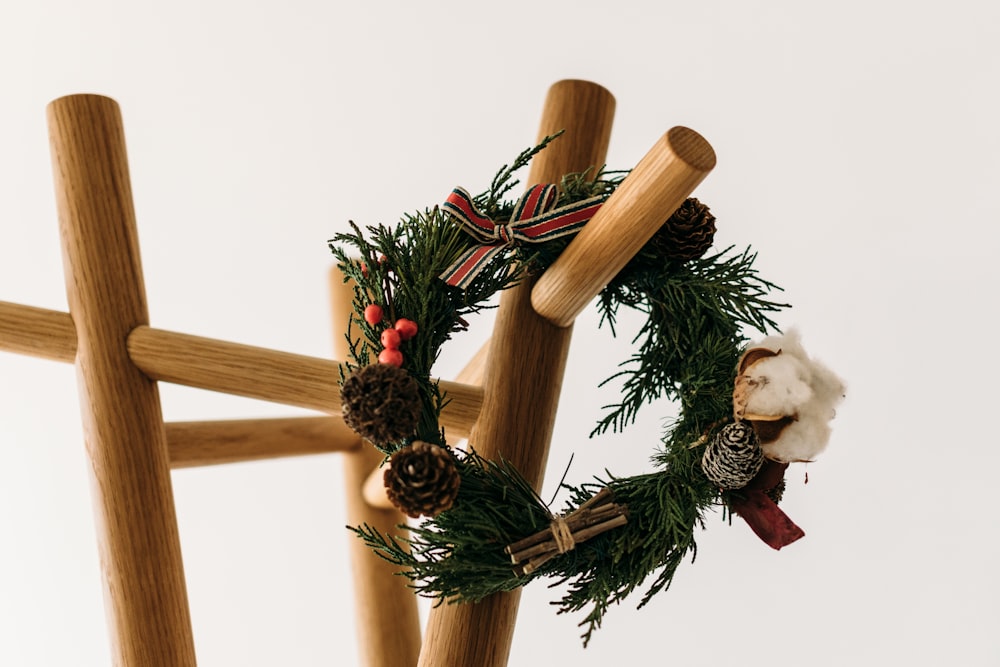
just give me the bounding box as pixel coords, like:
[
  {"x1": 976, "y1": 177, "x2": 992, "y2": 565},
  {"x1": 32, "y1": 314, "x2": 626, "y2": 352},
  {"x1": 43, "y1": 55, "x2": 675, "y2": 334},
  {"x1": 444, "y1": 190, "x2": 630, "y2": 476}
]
[{"x1": 439, "y1": 185, "x2": 603, "y2": 289}]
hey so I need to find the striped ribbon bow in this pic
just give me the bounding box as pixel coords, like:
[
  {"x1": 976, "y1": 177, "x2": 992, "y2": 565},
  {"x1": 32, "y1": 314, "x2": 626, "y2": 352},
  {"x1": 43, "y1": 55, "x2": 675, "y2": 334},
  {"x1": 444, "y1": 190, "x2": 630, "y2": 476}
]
[{"x1": 439, "y1": 185, "x2": 603, "y2": 289}]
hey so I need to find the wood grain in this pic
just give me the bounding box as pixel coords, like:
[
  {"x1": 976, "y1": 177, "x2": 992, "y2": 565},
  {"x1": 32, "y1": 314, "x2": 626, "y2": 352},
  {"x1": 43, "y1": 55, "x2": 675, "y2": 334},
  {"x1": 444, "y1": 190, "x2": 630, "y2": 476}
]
[
  {"x1": 127, "y1": 325, "x2": 482, "y2": 439},
  {"x1": 48, "y1": 94, "x2": 196, "y2": 665},
  {"x1": 531, "y1": 126, "x2": 716, "y2": 327},
  {"x1": 455, "y1": 337, "x2": 490, "y2": 386},
  {"x1": 0, "y1": 300, "x2": 77, "y2": 362},
  {"x1": 329, "y1": 267, "x2": 422, "y2": 667},
  {"x1": 166, "y1": 416, "x2": 360, "y2": 468},
  {"x1": 418, "y1": 78, "x2": 616, "y2": 667}
]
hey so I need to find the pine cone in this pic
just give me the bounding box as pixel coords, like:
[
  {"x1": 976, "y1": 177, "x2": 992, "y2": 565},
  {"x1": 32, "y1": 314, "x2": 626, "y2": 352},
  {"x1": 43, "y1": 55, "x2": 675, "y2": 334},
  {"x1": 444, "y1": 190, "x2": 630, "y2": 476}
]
[
  {"x1": 702, "y1": 421, "x2": 765, "y2": 490},
  {"x1": 651, "y1": 197, "x2": 716, "y2": 262},
  {"x1": 340, "y1": 364, "x2": 421, "y2": 445},
  {"x1": 384, "y1": 441, "x2": 461, "y2": 518}
]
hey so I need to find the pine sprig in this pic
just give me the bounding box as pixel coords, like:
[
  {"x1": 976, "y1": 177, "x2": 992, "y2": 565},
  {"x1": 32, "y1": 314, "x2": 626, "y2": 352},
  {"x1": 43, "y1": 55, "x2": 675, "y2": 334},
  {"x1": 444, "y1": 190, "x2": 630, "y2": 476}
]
[
  {"x1": 592, "y1": 247, "x2": 788, "y2": 435},
  {"x1": 551, "y1": 397, "x2": 730, "y2": 644},
  {"x1": 349, "y1": 449, "x2": 553, "y2": 600},
  {"x1": 330, "y1": 136, "x2": 791, "y2": 645},
  {"x1": 479, "y1": 131, "x2": 564, "y2": 219},
  {"x1": 329, "y1": 138, "x2": 622, "y2": 451}
]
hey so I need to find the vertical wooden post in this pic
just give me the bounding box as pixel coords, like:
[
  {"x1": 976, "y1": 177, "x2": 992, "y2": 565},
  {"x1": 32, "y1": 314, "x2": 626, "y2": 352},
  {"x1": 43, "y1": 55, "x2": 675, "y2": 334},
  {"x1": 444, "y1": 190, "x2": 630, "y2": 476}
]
[
  {"x1": 48, "y1": 94, "x2": 196, "y2": 665},
  {"x1": 329, "y1": 269, "x2": 422, "y2": 666},
  {"x1": 418, "y1": 80, "x2": 616, "y2": 667}
]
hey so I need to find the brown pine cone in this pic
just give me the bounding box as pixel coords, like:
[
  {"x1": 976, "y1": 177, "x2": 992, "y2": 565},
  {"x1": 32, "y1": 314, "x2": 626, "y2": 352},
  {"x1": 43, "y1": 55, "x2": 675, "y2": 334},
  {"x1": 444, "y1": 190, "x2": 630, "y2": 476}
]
[
  {"x1": 651, "y1": 197, "x2": 716, "y2": 262},
  {"x1": 340, "y1": 364, "x2": 421, "y2": 445},
  {"x1": 384, "y1": 441, "x2": 461, "y2": 518}
]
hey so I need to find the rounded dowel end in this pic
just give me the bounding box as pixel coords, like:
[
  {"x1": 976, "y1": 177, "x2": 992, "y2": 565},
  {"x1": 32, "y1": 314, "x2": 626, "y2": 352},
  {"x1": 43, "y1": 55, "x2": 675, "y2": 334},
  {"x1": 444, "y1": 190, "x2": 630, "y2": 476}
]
[
  {"x1": 530, "y1": 126, "x2": 716, "y2": 328},
  {"x1": 667, "y1": 126, "x2": 716, "y2": 172}
]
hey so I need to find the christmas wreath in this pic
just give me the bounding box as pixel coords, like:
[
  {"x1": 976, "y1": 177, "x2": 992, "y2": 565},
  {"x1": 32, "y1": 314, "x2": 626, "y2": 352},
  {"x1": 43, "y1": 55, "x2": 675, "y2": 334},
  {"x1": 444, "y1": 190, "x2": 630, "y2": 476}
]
[{"x1": 328, "y1": 134, "x2": 845, "y2": 644}]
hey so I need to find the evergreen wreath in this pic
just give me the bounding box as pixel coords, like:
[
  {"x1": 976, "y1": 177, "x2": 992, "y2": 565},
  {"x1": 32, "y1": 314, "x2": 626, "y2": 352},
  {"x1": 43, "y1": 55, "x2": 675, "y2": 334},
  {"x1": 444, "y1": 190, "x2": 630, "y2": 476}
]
[{"x1": 328, "y1": 134, "x2": 844, "y2": 645}]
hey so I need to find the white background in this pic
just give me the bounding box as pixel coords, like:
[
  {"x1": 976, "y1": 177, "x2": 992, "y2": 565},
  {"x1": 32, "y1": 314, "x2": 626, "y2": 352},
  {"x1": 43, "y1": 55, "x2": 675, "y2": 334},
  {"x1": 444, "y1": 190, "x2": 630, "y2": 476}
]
[{"x1": 2, "y1": 1, "x2": 998, "y2": 665}]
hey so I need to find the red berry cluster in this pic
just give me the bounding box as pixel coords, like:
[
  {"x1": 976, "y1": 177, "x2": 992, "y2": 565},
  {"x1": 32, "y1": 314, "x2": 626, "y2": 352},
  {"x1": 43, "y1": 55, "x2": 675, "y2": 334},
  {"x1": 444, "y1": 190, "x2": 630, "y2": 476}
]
[{"x1": 363, "y1": 303, "x2": 418, "y2": 368}]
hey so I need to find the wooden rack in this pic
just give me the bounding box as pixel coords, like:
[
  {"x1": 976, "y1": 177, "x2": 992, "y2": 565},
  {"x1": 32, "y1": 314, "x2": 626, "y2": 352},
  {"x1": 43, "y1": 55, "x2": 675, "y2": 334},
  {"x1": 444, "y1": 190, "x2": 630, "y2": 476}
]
[{"x1": 0, "y1": 80, "x2": 714, "y2": 666}]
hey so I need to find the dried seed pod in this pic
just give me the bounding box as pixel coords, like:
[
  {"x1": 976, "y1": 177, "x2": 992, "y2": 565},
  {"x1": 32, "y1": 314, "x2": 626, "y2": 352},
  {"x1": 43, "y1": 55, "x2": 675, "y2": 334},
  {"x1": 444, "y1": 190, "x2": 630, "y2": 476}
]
[
  {"x1": 340, "y1": 363, "x2": 421, "y2": 445},
  {"x1": 384, "y1": 441, "x2": 461, "y2": 518},
  {"x1": 651, "y1": 197, "x2": 716, "y2": 262},
  {"x1": 702, "y1": 421, "x2": 765, "y2": 490}
]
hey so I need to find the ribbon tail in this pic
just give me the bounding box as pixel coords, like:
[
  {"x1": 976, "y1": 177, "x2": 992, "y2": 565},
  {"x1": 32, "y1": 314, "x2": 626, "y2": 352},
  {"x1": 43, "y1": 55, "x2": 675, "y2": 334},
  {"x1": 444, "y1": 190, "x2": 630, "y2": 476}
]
[
  {"x1": 730, "y1": 489, "x2": 805, "y2": 550},
  {"x1": 439, "y1": 245, "x2": 505, "y2": 290}
]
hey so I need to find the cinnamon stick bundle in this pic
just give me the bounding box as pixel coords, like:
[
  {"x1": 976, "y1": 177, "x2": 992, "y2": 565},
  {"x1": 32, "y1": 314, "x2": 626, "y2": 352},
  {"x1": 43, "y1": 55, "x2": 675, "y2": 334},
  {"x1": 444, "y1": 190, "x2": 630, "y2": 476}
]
[{"x1": 505, "y1": 488, "x2": 628, "y2": 576}]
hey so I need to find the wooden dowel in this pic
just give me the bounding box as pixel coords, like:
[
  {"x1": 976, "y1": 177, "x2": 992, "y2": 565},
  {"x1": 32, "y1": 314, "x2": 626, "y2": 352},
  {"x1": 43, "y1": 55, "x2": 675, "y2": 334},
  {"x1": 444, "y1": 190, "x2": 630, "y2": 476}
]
[
  {"x1": 49, "y1": 94, "x2": 196, "y2": 665},
  {"x1": 128, "y1": 324, "x2": 339, "y2": 409},
  {"x1": 531, "y1": 126, "x2": 716, "y2": 327},
  {"x1": 0, "y1": 300, "x2": 76, "y2": 362},
  {"x1": 361, "y1": 462, "x2": 393, "y2": 509},
  {"x1": 126, "y1": 325, "x2": 482, "y2": 438},
  {"x1": 419, "y1": 78, "x2": 616, "y2": 667},
  {"x1": 165, "y1": 416, "x2": 361, "y2": 468},
  {"x1": 330, "y1": 267, "x2": 421, "y2": 667},
  {"x1": 0, "y1": 299, "x2": 483, "y2": 437},
  {"x1": 455, "y1": 337, "x2": 490, "y2": 386}
]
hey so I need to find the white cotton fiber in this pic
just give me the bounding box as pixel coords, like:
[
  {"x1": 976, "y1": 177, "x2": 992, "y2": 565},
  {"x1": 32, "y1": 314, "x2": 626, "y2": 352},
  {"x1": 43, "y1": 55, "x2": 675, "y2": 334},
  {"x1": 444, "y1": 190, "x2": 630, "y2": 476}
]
[{"x1": 741, "y1": 329, "x2": 846, "y2": 463}]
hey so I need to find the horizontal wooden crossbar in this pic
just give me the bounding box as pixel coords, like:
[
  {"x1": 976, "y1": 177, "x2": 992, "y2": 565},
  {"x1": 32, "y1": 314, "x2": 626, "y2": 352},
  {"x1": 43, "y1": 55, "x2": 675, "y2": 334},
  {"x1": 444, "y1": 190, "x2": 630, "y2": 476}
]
[
  {"x1": 166, "y1": 416, "x2": 361, "y2": 468},
  {"x1": 0, "y1": 300, "x2": 76, "y2": 362},
  {"x1": 0, "y1": 300, "x2": 483, "y2": 441}
]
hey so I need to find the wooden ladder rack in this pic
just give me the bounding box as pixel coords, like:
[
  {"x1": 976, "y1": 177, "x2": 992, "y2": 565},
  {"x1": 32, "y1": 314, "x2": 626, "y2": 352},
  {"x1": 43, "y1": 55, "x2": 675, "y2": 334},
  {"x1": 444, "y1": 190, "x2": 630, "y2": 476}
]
[{"x1": 0, "y1": 80, "x2": 714, "y2": 666}]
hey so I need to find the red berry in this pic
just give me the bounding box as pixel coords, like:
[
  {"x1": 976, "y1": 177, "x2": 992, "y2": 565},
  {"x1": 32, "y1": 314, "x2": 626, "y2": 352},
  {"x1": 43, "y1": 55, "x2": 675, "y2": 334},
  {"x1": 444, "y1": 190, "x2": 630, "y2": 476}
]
[
  {"x1": 378, "y1": 348, "x2": 403, "y2": 367},
  {"x1": 359, "y1": 262, "x2": 369, "y2": 278},
  {"x1": 378, "y1": 254, "x2": 388, "y2": 265},
  {"x1": 394, "y1": 318, "x2": 418, "y2": 341},
  {"x1": 380, "y1": 328, "x2": 401, "y2": 349},
  {"x1": 364, "y1": 304, "x2": 383, "y2": 326}
]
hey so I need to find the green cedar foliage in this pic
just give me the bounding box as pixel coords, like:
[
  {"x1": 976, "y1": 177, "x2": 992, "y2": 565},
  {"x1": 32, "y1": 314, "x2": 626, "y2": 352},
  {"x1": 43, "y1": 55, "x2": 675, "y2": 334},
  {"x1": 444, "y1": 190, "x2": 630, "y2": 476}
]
[{"x1": 330, "y1": 135, "x2": 787, "y2": 643}]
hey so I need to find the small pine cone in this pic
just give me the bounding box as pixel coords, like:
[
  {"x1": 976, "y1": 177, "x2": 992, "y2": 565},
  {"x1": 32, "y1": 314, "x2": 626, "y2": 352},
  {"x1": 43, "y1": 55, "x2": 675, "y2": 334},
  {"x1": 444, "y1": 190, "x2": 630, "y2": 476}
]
[
  {"x1": 652, "y1": 197, "x2": 716, "y2": 262},
  {"x1": 340, "y1": 364, "x2": 421, "y2": 445},
  {"x1": 384, "y1": 441, "x2": 461, "y2": 518},
  {"x1": 702, "y1": 422, "x2": 765, "y2": 490}
]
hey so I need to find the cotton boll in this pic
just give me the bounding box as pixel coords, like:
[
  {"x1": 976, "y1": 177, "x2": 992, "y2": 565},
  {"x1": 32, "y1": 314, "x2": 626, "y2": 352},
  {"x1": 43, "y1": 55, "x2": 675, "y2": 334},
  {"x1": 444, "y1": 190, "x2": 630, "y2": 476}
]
[
  {"x1": 738, "y1": 329, "x2": 846, "y2": 463},
  {"x1": 743, "y1": 354, "x2": 814, "y2": 417},
  {"x1": 760, "y1": 414, "x2": 833, "y2": 462}
]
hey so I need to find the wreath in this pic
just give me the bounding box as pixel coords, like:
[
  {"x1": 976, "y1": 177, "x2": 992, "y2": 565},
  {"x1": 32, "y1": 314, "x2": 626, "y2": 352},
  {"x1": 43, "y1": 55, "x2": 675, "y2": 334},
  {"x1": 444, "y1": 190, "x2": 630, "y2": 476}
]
[{"x1": 328, "y1": 134, "x2": 845, "y2": 644}]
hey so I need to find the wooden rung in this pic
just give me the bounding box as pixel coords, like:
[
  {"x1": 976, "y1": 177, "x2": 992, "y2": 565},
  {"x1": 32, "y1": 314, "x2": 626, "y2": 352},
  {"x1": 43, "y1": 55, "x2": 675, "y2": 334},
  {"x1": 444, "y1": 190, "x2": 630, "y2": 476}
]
[
  {"x1": 0, "y1": 300, "x2": 76, "y2": 362},
  {"x1": 456, "y1": 337, "x2": 490, "y2": 386},
  {"x1": 128, "y1": 325, "x2": 482, "y2": 438},
  {"x1": 361, "y1": 461, "x2": 393, "y2": 509},
  {"x1": 531, "y1": 126, "x2": 716, "y2": 328},
  {"x1": 1, "y1": 301, "x2": 482, "y2": 438},
  {"x1": 166, "y1": 416, "x2": 361, "y2": 468}
]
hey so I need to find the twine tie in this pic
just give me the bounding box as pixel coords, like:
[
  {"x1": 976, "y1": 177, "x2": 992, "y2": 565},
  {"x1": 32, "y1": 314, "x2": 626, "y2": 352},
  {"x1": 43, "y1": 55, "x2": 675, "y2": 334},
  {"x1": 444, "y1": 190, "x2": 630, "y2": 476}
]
[{"x1": 551, "y1": 516, "x2": 575, "y2": 554}]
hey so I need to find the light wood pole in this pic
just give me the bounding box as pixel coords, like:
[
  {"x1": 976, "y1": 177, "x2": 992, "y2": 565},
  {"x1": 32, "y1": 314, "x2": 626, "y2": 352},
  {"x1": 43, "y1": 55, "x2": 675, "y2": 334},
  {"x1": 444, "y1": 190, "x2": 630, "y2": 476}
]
[
  {"x1": 417, "y1": 79, "x2": 616, "y2": 667},
  {"x1": 329, "y1": 270, "x2": 422, "y2": 667},
  {"x1": 2, "y1": 82, "x2": 716, "y2": 666},
  {"x1": 532, "y1": 127, "x2": 716, "y2": 327},
  {"x1": 48, "y1": 94, "x2": 196, "y2": 665}
]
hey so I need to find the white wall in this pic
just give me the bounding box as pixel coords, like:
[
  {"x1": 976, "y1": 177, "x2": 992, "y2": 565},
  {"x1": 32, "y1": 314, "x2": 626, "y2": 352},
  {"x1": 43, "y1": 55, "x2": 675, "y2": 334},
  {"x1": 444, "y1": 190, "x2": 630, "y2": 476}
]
[{"x1": 1, "y1": 1, "x2": 998, "y2": 665}]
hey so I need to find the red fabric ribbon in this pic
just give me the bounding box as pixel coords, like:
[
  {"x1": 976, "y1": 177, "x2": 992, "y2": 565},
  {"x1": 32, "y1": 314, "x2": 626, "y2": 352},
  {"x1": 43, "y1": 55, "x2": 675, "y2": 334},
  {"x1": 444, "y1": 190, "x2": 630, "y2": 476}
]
[
  {"x1": 439, "y1": 185, "x2": 603, "y2": 289},
  {"x1": 729, "y1": 460, "x2": 805, "y2": 550}
]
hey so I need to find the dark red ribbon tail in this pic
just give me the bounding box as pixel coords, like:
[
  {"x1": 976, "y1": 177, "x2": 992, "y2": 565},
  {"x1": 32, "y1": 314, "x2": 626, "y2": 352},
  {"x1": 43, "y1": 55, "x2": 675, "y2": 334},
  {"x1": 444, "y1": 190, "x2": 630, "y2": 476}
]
[{"x1": 730, "y1": 490, "x2": 805, "y2": 550}]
